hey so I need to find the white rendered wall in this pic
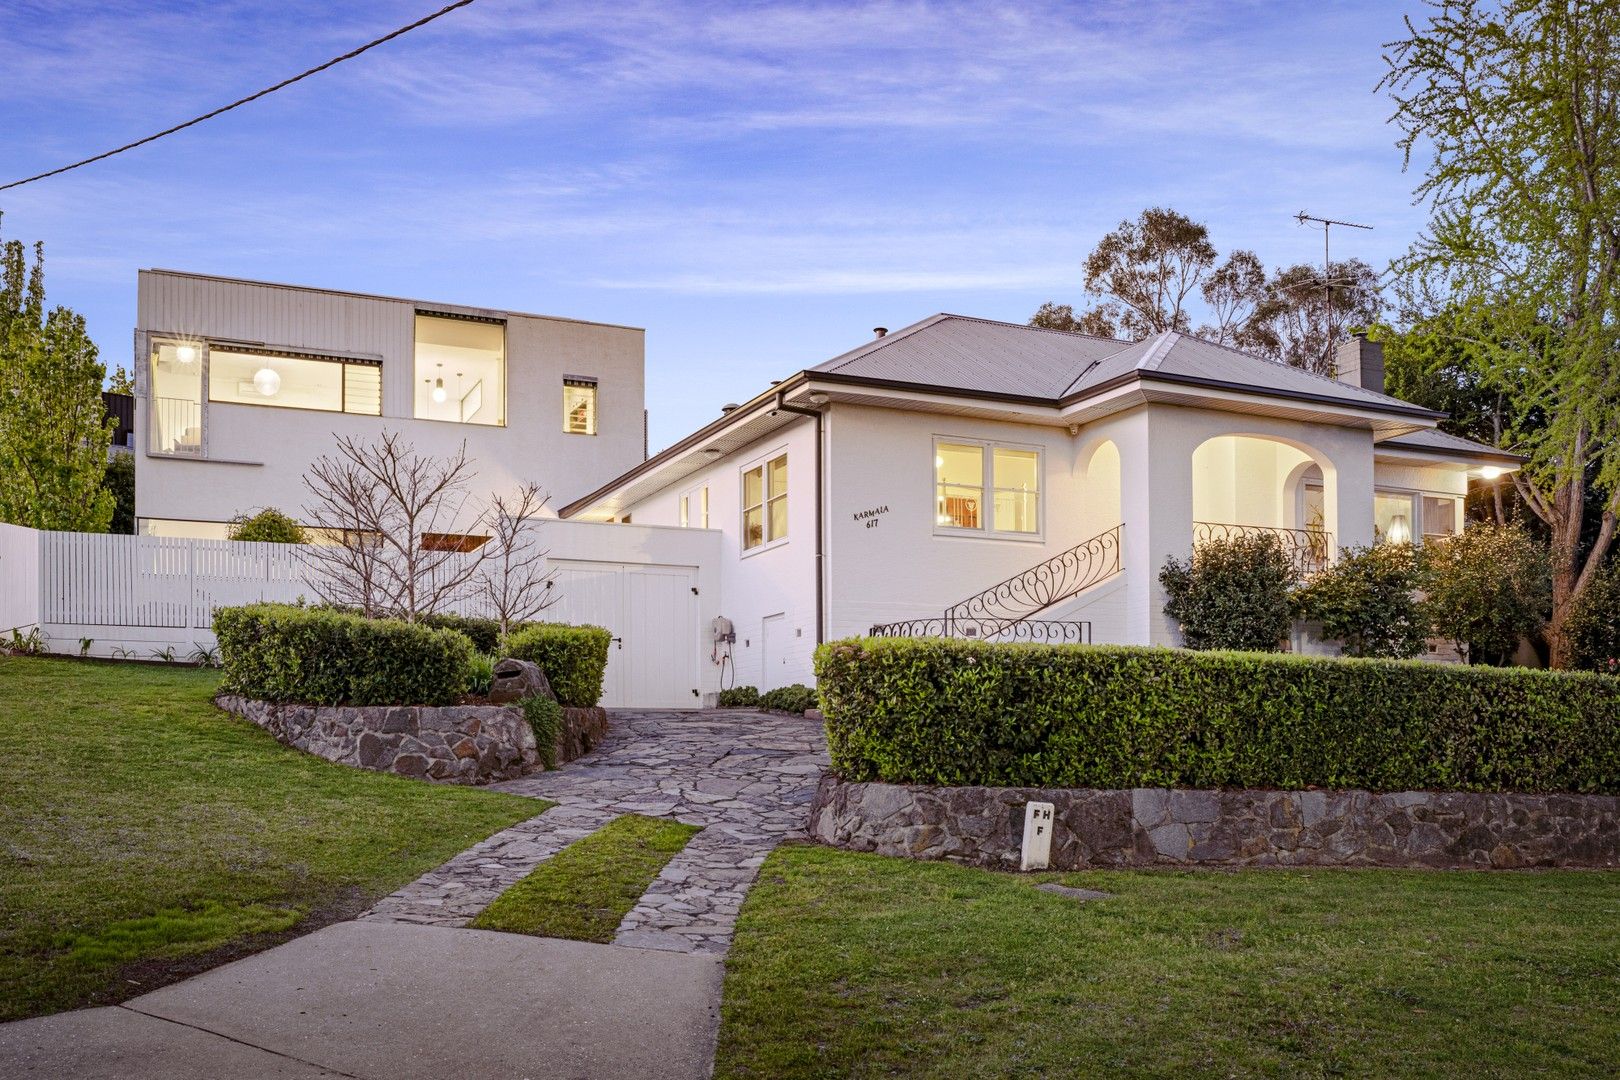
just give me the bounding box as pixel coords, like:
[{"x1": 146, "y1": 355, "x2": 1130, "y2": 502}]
[{"x1": 134, "y1": 272, "x2": 646, "y2": 535}]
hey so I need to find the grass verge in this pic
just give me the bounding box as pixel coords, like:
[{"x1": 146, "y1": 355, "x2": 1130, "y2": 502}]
[
  {"x1": 0, "y1": 656, "x2": 544, "y2": 1021},
  {"x1": 716, "y1": 844, "x2": 1620, "y2": 1079},
  {"x1": 470, "y1": 813, "x2": 700, "y2": 942}
]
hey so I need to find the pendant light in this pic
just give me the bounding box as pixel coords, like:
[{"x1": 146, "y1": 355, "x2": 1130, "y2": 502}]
[
  {"x1": 431, "y1": 363, "x2": 448, "y2": 404},
  {"x1": 253, "y1": 365, "x2": 281, "y2": 396}
]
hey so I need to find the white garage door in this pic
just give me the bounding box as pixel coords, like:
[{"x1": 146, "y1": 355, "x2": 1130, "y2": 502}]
[{"x1": 545, "y1": 560, "x2": 700, "y2": 709}]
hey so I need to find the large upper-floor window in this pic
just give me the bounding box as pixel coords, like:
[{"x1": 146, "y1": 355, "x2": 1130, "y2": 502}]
[
  {"x1": 209, "y1": 348, "x2": 381, "y2": 416},
  {"x1": 742, "y1": 453, "x2": 788, "y2": 551},
  {"x1": 148, "y1": 340, "x2": 204, "y2": 456},
  {"x1": 934, "y1": 438, "x2": 1040, "y2": 536},
  {"x1": 414, "y1": 312, "x2": 505, "y2": 426},
  {"x1": 564, "y1": 378, "x2": 598, "y2": 435}
]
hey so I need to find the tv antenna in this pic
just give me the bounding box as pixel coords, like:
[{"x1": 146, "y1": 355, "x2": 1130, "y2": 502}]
[{"x1": 1294, "y1": 211, "x2": 1372, "y2": 372}]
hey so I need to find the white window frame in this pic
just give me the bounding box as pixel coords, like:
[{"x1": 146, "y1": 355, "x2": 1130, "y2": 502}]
[
  {"x1": 679, "y1": 482, "x2": 710, "y2": 529},
  {"x1": 932, "y1": 435, "x2": 1044, "y2": 541},
  {"x1": 1375, "y1": 485, "x2": 1462, "y2": 546},
  {"x1": 740, "y1": 447, "x2": 789, "y2": 556}
]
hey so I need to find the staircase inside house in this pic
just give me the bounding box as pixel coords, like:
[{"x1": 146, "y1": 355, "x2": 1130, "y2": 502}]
[{"x1": 870, "y1": 524, "x2": 1123, "y2": 643}]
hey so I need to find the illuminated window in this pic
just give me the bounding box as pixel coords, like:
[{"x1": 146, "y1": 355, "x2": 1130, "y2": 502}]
[
  {"x1": 209, "y1": 348, "x2": 381, "y2": 416},
  {"x1": 564, "y1": 379, "x2": 598, "y2": 435},
  {"x1": 742, "y1": 454, "x2": 787, "y2": 550},
  {"x1": 414, "y1": 313, "x2": 505, "y2": 426},
  {"x1": 680, "y1": 484, "x2": 709, "y2": 528},
  {"x1": 420, "y1": 533, "x2": 491, "y2": 552},
  {"x1": 936, "y1": 439, "x2": 1040, "y2": 535},
  {"x1": 1374, "y1": 491, "x2": 1415, "y2": 544},
  {"x1": 1422, "y1": 495, "x2": 1460, "y2": 539},
  {"x1": 148, "y1": 340, "x2": 204, "y2": 455}
]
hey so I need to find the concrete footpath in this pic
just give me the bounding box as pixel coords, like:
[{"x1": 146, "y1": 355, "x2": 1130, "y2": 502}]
[{"x1": 0, "y1": 920, "x2": 724, "y2": 1080}]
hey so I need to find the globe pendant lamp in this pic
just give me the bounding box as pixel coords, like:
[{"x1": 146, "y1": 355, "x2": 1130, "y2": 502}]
[{"x1": 253, "y1": 366, "x2": 281, "y2": 397}]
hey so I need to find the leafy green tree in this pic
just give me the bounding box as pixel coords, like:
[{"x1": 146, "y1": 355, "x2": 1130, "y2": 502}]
[
  {"x1": 228, "y1": 507, "x2": 308, "y2": 544},
  {"x1": 1160, "y1": 533, "x2": 1296, "y2": 652},
  {"x1": 1294, "y1": 543, "x2": 1428, "y2": 658},
  {"x1": 1562, "y1": 562, "x2": 1620, "y2": 673},
  {"x1": 1420, "y1": 524, "x2": 1551, "y2": 665},
  {"x1": 1381, "y1": 0, "x2": 1620, "y2": 667},
  {"x1": 0, "y1": 216, "x2": 114, "y2": 532},
  {"x1": 103, "y1": 454, "x2": 135, "y2": 535},
  {"x1": 105, "y1": 366, "x2": 136, "y2": 395}
]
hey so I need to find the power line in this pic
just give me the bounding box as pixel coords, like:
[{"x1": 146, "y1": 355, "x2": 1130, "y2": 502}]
[{"x1": 0, "y1": 0, "x2": 479, "y2": 193}]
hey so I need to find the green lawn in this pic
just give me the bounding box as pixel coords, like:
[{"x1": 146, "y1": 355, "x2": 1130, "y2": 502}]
[
  {"x1": 0, "y1": 656, "x2": 543, "y2": 1021},
  {"x1": 717, "y1": 844, "x2": 1620, "y2": 1079},
  {"x1": 471, "y1": 813, "x2": 700, "y2": 942}
]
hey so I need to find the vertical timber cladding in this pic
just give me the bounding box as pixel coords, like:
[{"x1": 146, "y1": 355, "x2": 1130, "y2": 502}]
[{"x1": 544, "y1": 559, "x2": 701, "y2": 709}]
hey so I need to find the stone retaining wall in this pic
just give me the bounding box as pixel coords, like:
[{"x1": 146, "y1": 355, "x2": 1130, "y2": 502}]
[
  {"x1": 218, "y1": 695, "x2": 606, "y2": 784},
  {"x1": 808, "y1": 776, "x2": 1619, "y2": 870}
]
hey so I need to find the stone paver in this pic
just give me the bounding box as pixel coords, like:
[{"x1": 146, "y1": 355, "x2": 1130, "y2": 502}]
[{"x1": 364, "y1": 709, "x2": 829, "y2": 952}]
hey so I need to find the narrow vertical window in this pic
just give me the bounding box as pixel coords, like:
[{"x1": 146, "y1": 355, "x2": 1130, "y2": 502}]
[
  {"x1": 992, "y1": 448, "x2": 1039, "y2": 533},
  {"x1": 742, "y1": 465, "x2": 764, "y2": 548},
  {"x1": 149, "y1": 340, "x2": 204, "y2": 455},
  {"x1": 699, "y1": 485, "x2": 710, "y2": 528},
  {"x1": 935, "y1": 443, "x2": 984, "y2": 529},
  {"x1": 679, "y1": 494, "x2": 690, "y2": 528},
  {"x1": 563, "y1": 378, "x2": 598, "y2": 435}
]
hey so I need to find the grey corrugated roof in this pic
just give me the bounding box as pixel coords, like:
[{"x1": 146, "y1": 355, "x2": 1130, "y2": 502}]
[
  {"x1": 1379, "y1": 427, "x2": 1525, "y2": 462},
  {"x1": 813, "y1": 314, "x2": 1129, "y2": 399},
  {"x1": 813, "y1": 315, "x2": 1442, "y2": 418}
]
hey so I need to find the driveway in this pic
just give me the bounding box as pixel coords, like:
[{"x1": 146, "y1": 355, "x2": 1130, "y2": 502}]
[{"x1": 0, "y1": 709, "x2": 829, "y2": 1080}]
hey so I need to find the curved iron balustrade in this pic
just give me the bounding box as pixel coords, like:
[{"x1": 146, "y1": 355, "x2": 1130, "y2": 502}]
[
  {"x1": 943, "y1": 523, "x2": 1123, "y2": 634},
  {"x1": 868, "y1": 618, "x2": 1092, "y2": 644},
  {"x1": 1192, "y1": 520, "x2": 1333, "y2": 577}
]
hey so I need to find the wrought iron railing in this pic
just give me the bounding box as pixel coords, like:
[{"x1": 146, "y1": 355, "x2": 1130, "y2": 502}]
[
  {"x1": 1192, "y1": 521, "x2": 1333, "y2": 577},
  {"x1": 868, "y1": 618, "x2": 1092, "y2": 644},
  {"x1": 943, "y1": 523, "x2": 1123, "y2": 634}
]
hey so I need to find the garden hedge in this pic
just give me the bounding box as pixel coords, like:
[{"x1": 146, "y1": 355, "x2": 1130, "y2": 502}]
[
  {"x1": 215, "y1": 603, "x2": 474, "y2": 706},
  {"x1": 505, "y1": 624, "x2": 612, "y2": 707},
  {"x1": 814, "y1": 637, "x2": 1620, "y2": 794}
]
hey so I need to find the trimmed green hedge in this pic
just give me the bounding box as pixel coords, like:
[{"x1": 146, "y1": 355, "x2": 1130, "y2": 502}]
[
  {"x1": 215, "y1": 603, "x2": 474, "y2": 706},
  {"x1": 761, "y1": 684, "x2": 817, "y2": 714},
  {"x1": 717, "y1": 685, "x2": 761, "y2": 707},
  {"x1": 814, "y1": 638, "x2": 1620, "y2": 794},
  {"x1": 505, "y1": 624, "x2": 612, "y2": 707}
]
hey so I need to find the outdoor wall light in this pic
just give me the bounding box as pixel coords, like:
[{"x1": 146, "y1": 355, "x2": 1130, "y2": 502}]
[
  {"x1": 1480, "y1": 465, "x2": 1504, "y2": 480},
  {"x1": 175, "y1": 344, "x2": 198, "y2": 364},
  {"x1": 252, "y1": 366, "x2": 281, "y2": 397}
]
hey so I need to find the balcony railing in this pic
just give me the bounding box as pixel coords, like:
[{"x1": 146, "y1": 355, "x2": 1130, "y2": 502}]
[
  {"x1": 1192, "y1": 521, "x2": 1332, "y2": 577},
  {"x1": 151, "y1": 396, "x2": 203, "y2": 456},
  {"x1": 868, "y1": 618, "x2": 1092, "y2": 644}
]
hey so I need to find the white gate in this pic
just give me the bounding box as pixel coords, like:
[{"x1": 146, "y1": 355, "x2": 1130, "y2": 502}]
[{"x1": 546, "y1": 560, "x2": 700, "y2": 709}]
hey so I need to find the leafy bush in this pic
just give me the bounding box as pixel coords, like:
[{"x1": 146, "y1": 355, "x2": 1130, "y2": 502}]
[
  {"x1": 466, "y1": 653, "x2": 496, "y2": 697},
  {"x1": 814, "y1": 637, "x2": 1620, "y2": 794},
  {"x1": 1564, "y1": 563, "x2": 1620, "y2": 673},
  {"x1": 1420, "y1": 523, "x2": 1550, "y2": 665},
  {"x1": 228, "y1": 507, "x2": 307, "y2": 544},
  {"x1": 522, "y1": 695, "x2": 563, "y2": 769},
  {"x1": 1160, "y1": 533, "x2": 1295, "y2": 651},
  {"x1": 419, "y1": 613, "x2": 511, "y2": 655},
  {"x1": 1293, "y1": 543, "x2": 1427, "y2": 658},
  {"x1": 505, "y1": 624, "x2": 612, "y2": 707},
  {"x1": 760, "y1": 684, "x2": 817, "y2": 714},
  {"x1": 215, "y1": 603, "x2": 473, "y2": 706},
  {"x1": 717, "y1": 685, "x2": 761, "y2": 707}
]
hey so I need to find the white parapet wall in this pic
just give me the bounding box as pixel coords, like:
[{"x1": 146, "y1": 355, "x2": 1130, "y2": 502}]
[{"x1": 0, "y1": 521, "x2": 721, "y2": 708}]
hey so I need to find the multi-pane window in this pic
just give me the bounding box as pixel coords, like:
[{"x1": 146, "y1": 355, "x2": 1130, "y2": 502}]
[
  {"x1": 680, "y1": 484, "x2": 709, "y2": 528},
  {"x1": 935, "y1": 440, "x2": 1040, "y2": 535},
  {"x1": 742, "y1": 454, "x2": 787, "y2": 550},
  {"x1": 564, "y1": 379, "x2": 598, "y2": 435},
  {"x1": 414, "y1": 312, "x2": 505, "y2": 426},
  {"x1": 209, "y1": 348, "x2": 381, "y2": 415}
]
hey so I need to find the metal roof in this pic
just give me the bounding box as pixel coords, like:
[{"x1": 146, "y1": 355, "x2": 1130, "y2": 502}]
[{"x1": 1377, "y1": 426, "x2": 1526, "y2": 463}]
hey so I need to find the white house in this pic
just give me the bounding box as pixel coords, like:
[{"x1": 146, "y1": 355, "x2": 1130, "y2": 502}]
[
  {"x1": 559, "y1": 315, "x2": 1521, "y2": 690},
  {"x1": 133, "y1": 270, "x2": 647, "y2": 538}
]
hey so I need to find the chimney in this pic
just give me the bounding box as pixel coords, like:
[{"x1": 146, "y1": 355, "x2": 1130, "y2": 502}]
[
  {"x1": 1335, "y1": 333, "x2": 1384, "y2": 394},
  {"x1": 873, "y1": 327, "x2": 888, "y2": 339}
]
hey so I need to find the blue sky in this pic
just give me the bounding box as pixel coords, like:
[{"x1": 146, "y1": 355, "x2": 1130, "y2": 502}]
[{"x1": 0, "y1": 0, "x2": 1429, "y2": 451}]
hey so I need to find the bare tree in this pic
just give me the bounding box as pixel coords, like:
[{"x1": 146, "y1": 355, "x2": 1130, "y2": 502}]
[
  {"x1": 477, "y1": 482, "x2": 558, "y2": 637},
  {"x1": 301, "y1": 432, "x2": 489, "y2": 621}
]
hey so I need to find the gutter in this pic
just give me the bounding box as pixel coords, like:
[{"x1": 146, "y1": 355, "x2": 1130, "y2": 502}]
[{"x1": 775, "y1": 388, "x2": 827, "y2": 646}]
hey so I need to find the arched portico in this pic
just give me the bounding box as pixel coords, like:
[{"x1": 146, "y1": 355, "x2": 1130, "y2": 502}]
[{"x1": 1190, "y1": 433, "x2": 1338, "y2": 574}]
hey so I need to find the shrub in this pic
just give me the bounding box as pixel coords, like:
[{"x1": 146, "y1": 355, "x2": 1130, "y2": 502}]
[
  {"x1": 1293, "y1": 543, "x2": 1427, "y2": 658},
  {"x1": 522, "y1": 695, "x2": 563, "y2": 769},
  {"x1": 1564, "y1": 563, "x2": 1620, "y2": 673},
  {"x1": 760, "y1": 684, "x2": 816, "y2": 714},
  {"x1": 505, "y1": 624, "x2": 612, "y2": 707},
  {"x1": 419, "y1": 612, "x2": 510, "y2": 654},
  {"x1": 228, "y1": 507, "x2": 307, "y2": 544},
  {"x1": 1420, "y1": 523, "x2": 1550, "y2": 665},
  {"x1": 1160, "y1": 533, "x2": 1295, "y2": 651},
  {"x1": 466, "y1": 653, "x2": 496, "y2": 697},
  {"x1": 717, "y1": 685, "x2": 761, "y2": 708},
  {"x1": 814, "y1": 637, "x2": 1620, "y2": 794},
  {"x1": 215, "y1": 603, "x2": 473, "y2": 706}
]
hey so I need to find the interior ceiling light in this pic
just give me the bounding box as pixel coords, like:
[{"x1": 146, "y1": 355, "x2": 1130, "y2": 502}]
[
  {"x1": 176, "y1": 344, "x2": 198, "y2": 364},
  {"x1": 431, "y1": 363, "x2": 448, "y2": 404},
  {"x1": 253, "y1": 366, "x2": 281, "y2": 397}
]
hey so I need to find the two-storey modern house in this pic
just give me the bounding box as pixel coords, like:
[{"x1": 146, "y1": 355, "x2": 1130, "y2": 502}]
[
  {"x1": 558, "y1": 315, "x2": 1521, "y2": 690},
  {"x1": 133, "y1": 270, "x2": 646, "y2": 538}
]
